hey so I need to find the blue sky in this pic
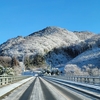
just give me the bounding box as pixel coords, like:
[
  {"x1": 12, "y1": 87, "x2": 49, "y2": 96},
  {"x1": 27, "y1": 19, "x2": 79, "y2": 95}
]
[{"x1": 0, "y1": 0, "x2": 100, "y2": 44}]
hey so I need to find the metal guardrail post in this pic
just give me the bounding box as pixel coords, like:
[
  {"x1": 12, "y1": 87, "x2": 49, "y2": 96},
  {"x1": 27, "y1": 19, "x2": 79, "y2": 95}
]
[
  {"x1": 0, "y1": 75, "x2": 30, "y2": 87},
  {"x1": 2, "y1": 78, "x2": 5, "y2": 85},
  {"x1": 87, "y1": 78, "x2": 89, "y2": 83},
  {"x1": 74, "y1": 77, "x2": 75, "y2": 81},
  {"x1": 6, "y1": 77, "x2": 8, "y2": 84},
  {"x1": 92, "y1": 77, "x2": 94, "y2": 84},
  {"x1": 99, "y1": 77, "x2": 100, "y2": 85},
  {"x1": 53, "y1": 75, "x2": 100, "y2": 85},
  {"x1": 80, "y1": 77, "x2": 82, "y2": 82},
  {"x1": 77, "y1": 77, "x2": 78, "y2": 82}
]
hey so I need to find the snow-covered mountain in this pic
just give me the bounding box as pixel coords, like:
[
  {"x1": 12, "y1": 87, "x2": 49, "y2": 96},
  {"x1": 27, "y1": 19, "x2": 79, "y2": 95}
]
[
  {"x1": 65, "y1": 47, "x2": 100, "y2": 76},
  {"x1": 0, "y1": 26, "x2": 99, "y2": 75},
  {"x1": 0, "y1": 27, "x2": 80, "y2": 68},
  {"x1": 0, "y1": 27, "x2": 79, "y2": 56},
  {"x1": 73, "y1": 31, "x2": 94, "y2": 40},
  {"x1": 65, "y1": 34, "x2": 100, "y2": 76}
]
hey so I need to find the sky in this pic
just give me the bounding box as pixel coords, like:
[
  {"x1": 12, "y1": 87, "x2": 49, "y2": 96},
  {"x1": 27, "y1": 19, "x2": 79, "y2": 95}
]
[{"x1": 0, "y1": 0, "x2": 100, "y2": 44}]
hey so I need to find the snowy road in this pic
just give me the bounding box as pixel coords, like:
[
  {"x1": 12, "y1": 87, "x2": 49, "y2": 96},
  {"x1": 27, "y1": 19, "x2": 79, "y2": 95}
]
[{"x1": 2, "y1": 77, "x2": 99, "y2": 100}]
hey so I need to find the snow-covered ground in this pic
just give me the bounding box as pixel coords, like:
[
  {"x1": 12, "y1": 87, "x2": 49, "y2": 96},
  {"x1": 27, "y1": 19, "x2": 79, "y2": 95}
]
[
  {"x1": 65, "y1": 47, "x2": 100, "y2": 75},
  {"x1": 0, "y1": 26, "x2": 100, "y2": 75}
]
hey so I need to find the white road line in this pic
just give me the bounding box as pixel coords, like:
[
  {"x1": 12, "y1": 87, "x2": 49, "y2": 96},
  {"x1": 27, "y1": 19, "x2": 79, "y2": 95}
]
[
  {"x1": 29, "y1": 77, "x2": 45, "y2": 100},
  {"x1": 40, "y1": 77, "x2": 69, "y2": 100},
  {"x1": 2, "y1": 77, "x2": 35, "y2": 100},
  {"x1": 44, "y1": 77, "x2": 93, "y2": 100}
]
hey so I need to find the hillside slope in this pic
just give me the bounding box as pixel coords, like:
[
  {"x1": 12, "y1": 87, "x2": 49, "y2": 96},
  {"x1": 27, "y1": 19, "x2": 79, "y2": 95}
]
[
  {"x1": 0, "y1": 26, "x2": 97, "y2": 74},
  {"x1": 0, "y1": 27, "x2": 80, "y2": 68},
  {"x1": 65, "y1": 47, "x2": 100, "y2": 76}
]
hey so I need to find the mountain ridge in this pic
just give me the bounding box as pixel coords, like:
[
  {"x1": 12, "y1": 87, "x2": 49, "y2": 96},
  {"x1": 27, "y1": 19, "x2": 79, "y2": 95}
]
[{"x1": 0, "y1": 26, "x2": 99, "y2": 75}]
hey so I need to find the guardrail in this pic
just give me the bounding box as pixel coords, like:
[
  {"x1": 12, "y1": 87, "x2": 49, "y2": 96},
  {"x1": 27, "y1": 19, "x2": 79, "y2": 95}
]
[
  {"x1": 43, "y1": 76, "x2": 100, "y2": 99},
  {"x1": 66, "y1": 76, "x2": 100, "y2": 85},
  {"x1": 0, "y1": 75, "x2": 30, "y2": 87},
  {"x1": 47, "y1": 75, "x2": 100, "y2": 85}
]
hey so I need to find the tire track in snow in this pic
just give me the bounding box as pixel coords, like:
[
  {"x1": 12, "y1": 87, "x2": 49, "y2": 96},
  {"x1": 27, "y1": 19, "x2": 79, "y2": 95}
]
[{"x1": 19, "y1": 77, "x2": 36, "y2": 100}]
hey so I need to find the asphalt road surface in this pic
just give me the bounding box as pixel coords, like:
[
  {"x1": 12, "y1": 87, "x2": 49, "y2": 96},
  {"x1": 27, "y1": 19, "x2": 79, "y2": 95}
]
[{"x1": 2, "y1": 77, "x2": 96, "y2": 100}]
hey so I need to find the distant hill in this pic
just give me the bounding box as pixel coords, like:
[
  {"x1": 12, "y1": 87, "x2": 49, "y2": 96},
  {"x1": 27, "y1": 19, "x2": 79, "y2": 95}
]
[
  {"x1": 1, "y1": 26, "x2": 100, "y2": 75},
  {"x1": 0, "y1": 26, "x2": 80, "y2": 68}
]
